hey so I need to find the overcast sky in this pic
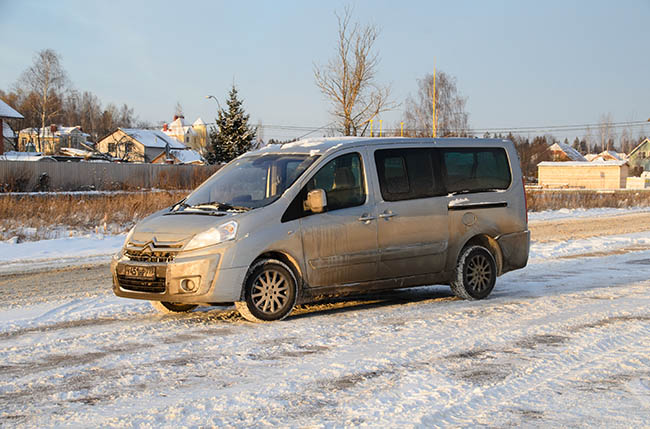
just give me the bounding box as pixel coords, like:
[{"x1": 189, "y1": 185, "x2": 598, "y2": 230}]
[{"x1": 1, "y1": 0, "x2": 648, "y2": 141}]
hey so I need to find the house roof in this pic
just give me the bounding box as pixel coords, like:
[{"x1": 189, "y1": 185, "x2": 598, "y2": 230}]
[
  {"x1": 193, "y1": 117, "x2": 206, "y2": 126},
  {"x1": 628, "y1": 138, "x2": 650, "y2": 157},
  {"x1": 596, "y1": 150, "x2": 626, "y2": 160},
  {"x1": 120, "y1": 128, "x2": 187, "y2": 149},
  {"x1": 549, "y1": 142, "x2": 587, "y2": 161},
  {"x1": 19, "y1": 126, "x2": 89, "y2": 138},
  {"x1": 170, "y1": 149, "x2": 204, "y2": 164},
  {"x1": 60, "y1": 147, "x2": 92, "y2": 157},
  {"x1": 162, "y1": 118, "x2": 198, "y2": 139},
  {"x1": 0, "y1": 151, "x2": 46, "y2": 161},
  {"x1": 0, "y1": 100, "x2": 23, "y2": 119},
  {"x1": 538, "y1": 160, "x2": 628, "y2": 167}
]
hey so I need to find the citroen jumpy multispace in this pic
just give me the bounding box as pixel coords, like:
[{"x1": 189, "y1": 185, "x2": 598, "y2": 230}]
[{"x1": 112, "y1": 138, "x2": 529, "y2": 322}]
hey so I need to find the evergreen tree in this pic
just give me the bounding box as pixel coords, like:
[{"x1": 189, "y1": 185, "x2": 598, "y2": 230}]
[{"x1": 207, "y1": 84, "x2": 257, "y2": 164}]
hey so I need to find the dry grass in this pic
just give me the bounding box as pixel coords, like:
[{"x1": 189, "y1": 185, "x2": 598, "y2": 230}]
[
  {"x1": 0, "y1": 191, "x2": 188, "y2": 241},
  {"x1": 3, "y1": 188, "x2": 650, "y2": 242},
  {"x1": 526, "y1": 189, "x2": 650, "y2": 212}
]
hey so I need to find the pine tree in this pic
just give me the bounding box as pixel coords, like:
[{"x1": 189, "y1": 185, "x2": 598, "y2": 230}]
[{"x1": 207, "y1": 84, "x2": 257, "y2": 164}]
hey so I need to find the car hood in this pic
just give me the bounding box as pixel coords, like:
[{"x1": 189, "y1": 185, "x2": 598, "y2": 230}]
[{"x1": 130, "y1": 210, "x2": 241, "y2": 244}]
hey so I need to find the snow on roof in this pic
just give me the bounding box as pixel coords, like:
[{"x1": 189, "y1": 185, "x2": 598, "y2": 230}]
[
  {"x1": 0, "y1": 99, "x2": 23, "y2": 119},
  {"x1": 3, "y1": 122, "x2": 15, "y2": 139},
  {"x1": 584, "y1": 154, "x2": 598, "y2": 161},
  {"x1": 0, "y1": 151, "x2": 45, "y2": 161},
  {"x1": 121, "y1": 128, "x2": 187, "y2": 149},
  {"x1": 60, "y1": 147, "x2": 91, "y2": 157},
  {"x1": 193, "y1": 117, "x2": 206, "y2": 126},
  {"x1": 170, "y1": 149, "x2": 204, "y2": 164},
  {"x1": 628, "y1": 138, "x2": 650, "y2": 157},
  {"x1": 596, "y1": 150, "x2": 624, "y2": 160},
  {"x1": 18, "y1": 126, "x2": 88, "y2": 138},
  {"x1": 59, "y1": 126, "x2": 90, "y2": 137},
  {"x1": 538, "y1": 160, "x2": 628, "y2": 167},
  {"x1": 549, "y1": 142, "x2": 587, "y2": 161},
  {"x1": 162, "y1": 118, "x2": 197, "y2": 137}
]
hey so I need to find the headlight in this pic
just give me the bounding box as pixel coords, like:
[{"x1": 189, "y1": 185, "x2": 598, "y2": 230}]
[
  {"x1": 118, "y1": 226, "x2": 136, "y2": 257},
  {"x1": 122, "y1": 226, "x2": 136, "y2": 248},
  {"x1": 184, "y1": 220, "x2": 238, "y2": 251}
]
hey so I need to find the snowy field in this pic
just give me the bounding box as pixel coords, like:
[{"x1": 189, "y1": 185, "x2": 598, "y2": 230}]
[{"x1": 0, "y1": 208, "x2": 649, "y2": 427}]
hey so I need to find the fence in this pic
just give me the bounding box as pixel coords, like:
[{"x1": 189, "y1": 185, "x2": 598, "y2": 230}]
[{"x1": 0, "y1": 161, "x2": 221, "y2": 192}]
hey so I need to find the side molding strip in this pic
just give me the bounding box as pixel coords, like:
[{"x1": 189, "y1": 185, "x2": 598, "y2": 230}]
[{"x1": 448, "y1": 202, "x2": 508, "y2": 211}]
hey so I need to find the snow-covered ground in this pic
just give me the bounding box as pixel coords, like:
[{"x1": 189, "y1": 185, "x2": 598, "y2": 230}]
[
  {"x1": 1, "y1": 207, "x2": 648, "y2": 272},
  {"x1": 0, "y1": 233, "x2": 125, "y2": 274},
  {"x1": 0, "y1": 208, "x2": 649, "y2": 427},
  {"x1": 528, "y1": 206, "x2": 650, "y2": 222}
]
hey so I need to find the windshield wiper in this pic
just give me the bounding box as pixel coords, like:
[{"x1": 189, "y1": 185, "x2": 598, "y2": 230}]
[{"x1": 186, "y1": 201, "x2": 251, "y2": 212}]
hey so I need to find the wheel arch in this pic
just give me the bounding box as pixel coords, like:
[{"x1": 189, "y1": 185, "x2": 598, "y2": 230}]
[
  {"x1": 240, "y1": 250, "x2": 303, "y2": 300},
  {"x1": 460, "y1": 234, "x2": 504, "y2": 276}
]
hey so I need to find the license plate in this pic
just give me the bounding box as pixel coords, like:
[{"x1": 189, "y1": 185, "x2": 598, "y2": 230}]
[{"x1": 124, "y1": 265, "x2": 155, "y2": 279}]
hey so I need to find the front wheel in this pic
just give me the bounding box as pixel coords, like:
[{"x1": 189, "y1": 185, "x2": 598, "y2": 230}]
[
  {"x1": 235, "y1": 259, "x2": 297, "y2": 322},
  {"x1": 450, "y1": 245, "x2": 497, "y2": 300},
  {"x1": 150, "y1": 301, "x2": 198, "y2": 313}
]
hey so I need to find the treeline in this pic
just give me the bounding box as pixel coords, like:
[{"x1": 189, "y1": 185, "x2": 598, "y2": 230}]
[
  {"x1": 0, "y1": 49, "x2": 144, "y2": 145},
  {"x1": 487, "y1": 132, "x2": 648, "y2": 180}
]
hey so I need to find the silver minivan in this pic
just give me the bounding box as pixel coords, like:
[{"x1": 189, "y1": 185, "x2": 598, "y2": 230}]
[{"x1": 112, "y1": 137, "x2": 529, "y2": 322}]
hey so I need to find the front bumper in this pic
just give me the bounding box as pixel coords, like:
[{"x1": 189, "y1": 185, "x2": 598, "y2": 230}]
[{"x1": 112, "y1": 248, "x2": 248, "y2": 303}]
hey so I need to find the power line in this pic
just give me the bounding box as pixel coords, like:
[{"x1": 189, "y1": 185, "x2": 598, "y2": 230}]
[{"x1": 146, "y1": 118, "x2": 649, "y2": 137}]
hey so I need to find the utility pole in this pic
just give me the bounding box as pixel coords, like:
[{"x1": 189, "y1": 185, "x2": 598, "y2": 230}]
[{"x1": 432, "y1": 66, "x2": 436, "y2": 138}]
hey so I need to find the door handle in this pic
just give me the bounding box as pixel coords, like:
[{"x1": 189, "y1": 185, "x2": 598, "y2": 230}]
[
  {"x1": 358, "y1": 214, "x2": 376, "y2": 223},
  {"x1": 379, "y1": 211, "x2": 396, "y2": 219}
]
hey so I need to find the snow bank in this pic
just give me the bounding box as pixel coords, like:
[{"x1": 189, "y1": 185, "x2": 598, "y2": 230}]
[
  {"x1": 0, "y1": 234, "x2": 124, "y2": 273},
  {"x1": 528, "y1": 206, "x2": 650, "y2": 222}
]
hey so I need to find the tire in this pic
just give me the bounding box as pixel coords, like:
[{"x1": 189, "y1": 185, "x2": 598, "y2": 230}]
[
  {"x1": 150, "y1": 301, "x2": 198, "y2": 313},
  {"x1": 450, "y1": 245, "x2": 497, "y2": 300},
  {"x1": 235, "y1": 259, "x2": 298, "y2": 322}
]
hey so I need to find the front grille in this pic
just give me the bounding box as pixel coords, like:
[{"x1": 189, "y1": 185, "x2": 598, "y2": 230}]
[
  {"x1": 125, "y1": 249, "x2": 176, "y2": 263},
  {"x1": 117, "y1": 274, "x2": 166, "y2": 293},
  {"x1": 124, "y1": 239, "x2": 183, "y2": 263}
]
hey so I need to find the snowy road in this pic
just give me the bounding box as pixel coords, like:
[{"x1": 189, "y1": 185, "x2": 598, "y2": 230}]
[{"x1": 1, "y1": 218, "x2": 650, "y2": 426}]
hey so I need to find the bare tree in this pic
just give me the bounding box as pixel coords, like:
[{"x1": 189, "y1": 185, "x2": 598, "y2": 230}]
[
  {"x1": 17, "y1": 49, "x2": 68, "y2": 152},
  {"x1": 314, "y1": 7, "x2": 395, "y2": 136},
  {"x1": 598, "y1": 113, "x2": 615, "y2": 152},
  {"x1": 403, "y1": 71, "x2": 469, "y2": 137},
  {"x1": 583, "y1": 126, "x2": 594, "y2": 153},
  {"x1": 114, "y1": 134, "x2": 135, "y2": 161}
]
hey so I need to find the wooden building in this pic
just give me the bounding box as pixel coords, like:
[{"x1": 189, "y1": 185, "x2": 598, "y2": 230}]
[
  {"x1": 537, "y1": 161, "x2": 629, "y2": 189},
  {"x1": 627, "y1": 138, "x2": 650, "y2": 174}
]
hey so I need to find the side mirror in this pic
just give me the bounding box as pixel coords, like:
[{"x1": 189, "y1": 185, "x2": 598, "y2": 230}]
[{"x1": 305, "y1": 189, "x2": 327, "y2": 213}]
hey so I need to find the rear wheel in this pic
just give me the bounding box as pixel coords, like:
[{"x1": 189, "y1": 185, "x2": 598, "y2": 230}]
[
  {"x1": 150, "y1": 301, "x2": 198, "y2": 313},
  {"x1": 450, "y1": 245, "x2": 497, "y2": 300},
  {"x1": 235, "y1": 259, "x2": 297, "y2": 322}
]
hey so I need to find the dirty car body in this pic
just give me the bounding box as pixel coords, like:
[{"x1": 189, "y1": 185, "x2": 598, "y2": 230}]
[{"x1": 112, "y1": 137, "x2": 530, "y2": 321}]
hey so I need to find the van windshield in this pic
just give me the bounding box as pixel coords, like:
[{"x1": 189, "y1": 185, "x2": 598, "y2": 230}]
[{"x1": 181, "y1": 154, "x2": 319, "y2": 211}]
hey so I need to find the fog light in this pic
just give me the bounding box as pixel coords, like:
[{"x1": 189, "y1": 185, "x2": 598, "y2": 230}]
[{"x1": 180, "y1": 279, "x2": 197, "y2": 292}]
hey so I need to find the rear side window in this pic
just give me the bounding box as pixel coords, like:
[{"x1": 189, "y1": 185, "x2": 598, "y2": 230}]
[
  {"x1": 442, "y1": 148, "x2": 511, "y2": 193},
  {"x1": 375, "y1": 148, "x2": 440, "y2": 201}
]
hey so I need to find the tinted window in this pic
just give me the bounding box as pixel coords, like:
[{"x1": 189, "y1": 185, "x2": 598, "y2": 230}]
[
  {"x1": 307, "y1": 152, "x2": 365, "y2": 211},
  {"x1": 442, "y1": 148, "x2": 511, "y2": 193},
  {"x1": 282, "y1": 152, "x2": 366, "y2": 222},
  {"x1": 375, "y1": 148, "x2": 439, "y2": 201}
]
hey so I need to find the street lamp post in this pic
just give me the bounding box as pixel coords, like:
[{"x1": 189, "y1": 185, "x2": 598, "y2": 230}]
[{"x1": 205, "y1": 95, "x2": 222, "y2": 110}]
